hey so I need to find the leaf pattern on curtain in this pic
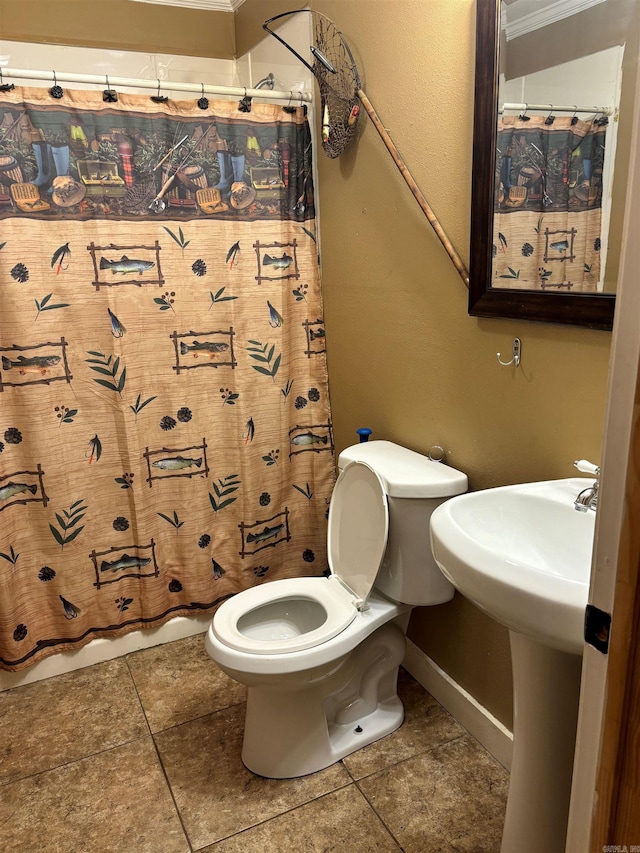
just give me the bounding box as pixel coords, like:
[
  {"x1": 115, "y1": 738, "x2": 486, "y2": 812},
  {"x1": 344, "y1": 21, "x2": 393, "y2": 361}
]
[
  {"x1": 0, "y1": 88, "x2": 334, "y2": 672},
  {"x1": 492, "y1": 115, "x2": 607, "y2": 291}
]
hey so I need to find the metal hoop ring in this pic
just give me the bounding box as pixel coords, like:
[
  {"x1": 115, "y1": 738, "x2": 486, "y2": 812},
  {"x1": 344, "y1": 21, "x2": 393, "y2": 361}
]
[{"x1": 428, "y1": 446, "x2": 446, "y2": 463}]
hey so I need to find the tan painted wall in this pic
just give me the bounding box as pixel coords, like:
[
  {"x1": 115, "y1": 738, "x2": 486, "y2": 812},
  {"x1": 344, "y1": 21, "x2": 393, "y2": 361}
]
[
  {"x1": 235, "y1": 0, "x2": 296, "y2": 57},
  {"x1": 0, "y1": 0, "x2": 236, "y2": 59},
  {"x1": 0, "y1": 0, "x2": 613, "y2": 729},
  {"x1": 237, "y1": 0, "x2": 612, "y2": 729}
]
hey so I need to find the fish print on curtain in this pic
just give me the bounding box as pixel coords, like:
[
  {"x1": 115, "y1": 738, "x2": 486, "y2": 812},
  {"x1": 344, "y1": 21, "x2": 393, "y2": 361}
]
[
  {"x1": 492, "y1": 115, "x2": 607, "y2": 291},
  {"x1": 0, "y1": 88, "x2": 334, "y2": 672}
]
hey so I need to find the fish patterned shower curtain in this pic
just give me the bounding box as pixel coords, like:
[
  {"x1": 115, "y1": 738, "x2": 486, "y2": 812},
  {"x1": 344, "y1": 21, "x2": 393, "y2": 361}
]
[
  {"x1": 493, "y1": 115, "x2": 607, "y2": 291},
  {"x1": 0, "y1": 87, "x2": 334, "y2": 672}
]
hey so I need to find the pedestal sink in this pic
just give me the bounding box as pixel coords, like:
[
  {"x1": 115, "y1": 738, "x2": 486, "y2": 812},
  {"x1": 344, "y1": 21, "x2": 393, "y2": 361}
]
[{"x1": 429, "y1": 477, "x2": 596, "y2": 853}]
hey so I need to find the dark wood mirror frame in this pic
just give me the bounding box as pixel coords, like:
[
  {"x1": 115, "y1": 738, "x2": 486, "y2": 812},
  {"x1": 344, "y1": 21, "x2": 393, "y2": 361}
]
[{"x1": 468, "y1": 0, "x2": 616, "y2": 331}]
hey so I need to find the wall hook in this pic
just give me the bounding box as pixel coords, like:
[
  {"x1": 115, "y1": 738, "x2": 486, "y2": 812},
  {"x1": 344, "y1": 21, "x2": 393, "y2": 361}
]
[{"x1": 497, "y1": 337, "x2": 521, "y2": 367}]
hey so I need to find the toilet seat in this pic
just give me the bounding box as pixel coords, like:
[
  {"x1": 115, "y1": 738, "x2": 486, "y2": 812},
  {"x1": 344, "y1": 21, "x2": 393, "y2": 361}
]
[
  {"x1": 212, "y1": 576, "x2": 358, "y2": 654},
  {"x1": 327, "y1": 460, "x2": 389, "y2": 605},
  {"x1": 212, "y1": 461, "x2": 389, "y2": 656}
]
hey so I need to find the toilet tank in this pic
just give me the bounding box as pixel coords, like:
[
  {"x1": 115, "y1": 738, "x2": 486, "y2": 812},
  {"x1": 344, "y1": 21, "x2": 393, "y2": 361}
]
[{"x1": 337, "y1": 441, "x2": 467, "y2": 606}]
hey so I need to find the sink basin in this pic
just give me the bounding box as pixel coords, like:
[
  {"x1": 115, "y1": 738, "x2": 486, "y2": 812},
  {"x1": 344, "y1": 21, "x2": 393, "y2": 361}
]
[
  {"x1": 430, "y1": 476, "x2": 597, "y2": 853},
  {"x1": 430, "y1": 477, "x2": 595, "y2": 655}
]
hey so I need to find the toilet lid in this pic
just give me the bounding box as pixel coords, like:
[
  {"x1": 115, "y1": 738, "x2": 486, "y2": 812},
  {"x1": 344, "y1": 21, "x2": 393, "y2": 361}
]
[{"x1": 328, "y1": 461, "x2": 389, "y2": 605}]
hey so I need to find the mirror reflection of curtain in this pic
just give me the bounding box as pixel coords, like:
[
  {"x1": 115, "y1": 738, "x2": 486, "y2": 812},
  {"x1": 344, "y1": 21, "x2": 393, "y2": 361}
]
[{"x1": 493, "y1": 115, "x2": 607, "y2": 292}]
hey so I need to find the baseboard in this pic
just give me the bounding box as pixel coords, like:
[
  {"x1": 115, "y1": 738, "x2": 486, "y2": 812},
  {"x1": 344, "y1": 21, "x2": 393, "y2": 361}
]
[
  {"x1": 403, "y1": 639, "x2": 513, "y2": 771},
  {"x1": 0, "y1": 614, "x2": 211, "y2": 692}
]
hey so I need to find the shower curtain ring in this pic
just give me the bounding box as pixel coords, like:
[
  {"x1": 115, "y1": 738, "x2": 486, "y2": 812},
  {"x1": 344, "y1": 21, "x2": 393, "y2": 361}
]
[
  {"x1": 544, "y1": 105, "x2": 555, "y2": 125},
  {"x1": 0, "y1": 68, "x2": 14, "y2": 92},
  {"x1": 571, "y1": 106, "x2": 579, "y2": 126},
  {"x1": 594, "y1": 108, "x2": 608, "y2": 127},
  {"x1": 519, "y1": 104, "x2": 530, "y2": 122},
  {"x1": 197, "y1": 83, "x2": 209, "y2": 110},
  {"x1": 283, "y1": 91, "x2": 296, "y2": 114},
  {"x1": 103, "y1": 75, "x2": 118, "y2": 102},
  {"x1": 151, "y1": 79, "x2": 168, "y2": 103},
  {"x1": 239, "y1": 87, "x2": 252, "y2": 112},
  {"x1": 49, "y1": 70, "x2": 64, "y2": 99}
]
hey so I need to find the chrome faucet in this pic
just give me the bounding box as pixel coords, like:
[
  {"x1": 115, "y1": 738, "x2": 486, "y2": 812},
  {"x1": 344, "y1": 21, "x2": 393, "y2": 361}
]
[{"x1": 573, "y1": 459, "x2": 600, "y2": 512}]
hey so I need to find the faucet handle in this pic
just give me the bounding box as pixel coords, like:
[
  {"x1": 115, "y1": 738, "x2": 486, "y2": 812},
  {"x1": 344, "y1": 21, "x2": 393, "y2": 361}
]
[{"x1": 574, "y1": 459, "x2": 600, "y2": 476}]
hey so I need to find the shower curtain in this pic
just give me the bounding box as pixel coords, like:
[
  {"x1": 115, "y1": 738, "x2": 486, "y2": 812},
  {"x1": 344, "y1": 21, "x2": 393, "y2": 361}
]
[
  {"x1": 493, "y1": 114, "x2": 607, "y2": 291},
  {"x1": 0, "y1": 87, "x2": 334, "y2": 672}
]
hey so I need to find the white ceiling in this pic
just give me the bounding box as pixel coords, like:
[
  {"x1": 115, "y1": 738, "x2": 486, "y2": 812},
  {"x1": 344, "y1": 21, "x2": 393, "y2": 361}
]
[
  {"x1": 503, "y1": 0, "x2": 607, "y2": 40},
  {"x1": 129, "y1": 0, "x2": 246, "y2": 12}
]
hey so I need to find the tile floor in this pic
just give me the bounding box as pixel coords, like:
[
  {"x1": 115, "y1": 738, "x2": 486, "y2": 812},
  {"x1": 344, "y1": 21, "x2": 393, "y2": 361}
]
[{"x1": 0, "y1": 634, "x2": 508, "y2": 852}]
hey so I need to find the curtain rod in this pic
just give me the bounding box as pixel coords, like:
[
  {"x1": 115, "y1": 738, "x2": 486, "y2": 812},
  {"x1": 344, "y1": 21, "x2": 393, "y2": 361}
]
[
  {"x1": 0, "y1": 67, "x2": 312, "y2": 102},
  {"x1": 499, "y1": 102, "x2": 613, "y2": 115}
]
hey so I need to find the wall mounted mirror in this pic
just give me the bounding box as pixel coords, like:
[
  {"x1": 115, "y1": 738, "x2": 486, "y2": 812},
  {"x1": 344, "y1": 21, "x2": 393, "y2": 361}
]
[{"x1": 469, "y1": 0, "x2": 639, "y2": 330}]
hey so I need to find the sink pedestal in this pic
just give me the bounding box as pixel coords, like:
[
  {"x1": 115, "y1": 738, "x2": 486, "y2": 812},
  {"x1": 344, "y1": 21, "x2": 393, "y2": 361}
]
[
  {"x1": 502, "y1": 632, "x2": 582, "y2": 853},
  {"x1": 429, "y1": 477, "x2": 595, "y2": 852}
]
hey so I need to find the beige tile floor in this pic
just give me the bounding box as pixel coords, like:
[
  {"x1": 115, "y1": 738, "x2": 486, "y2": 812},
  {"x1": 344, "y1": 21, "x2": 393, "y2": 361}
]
[{"x1": 0, "y1": 634, "x2": 508, "y2": 852}]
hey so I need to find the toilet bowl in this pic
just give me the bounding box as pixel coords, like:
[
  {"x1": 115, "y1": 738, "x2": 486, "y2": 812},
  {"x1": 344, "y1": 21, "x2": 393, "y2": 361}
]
[{"x1": 205, "y1": 441, "x2": 467, "y2": 778}]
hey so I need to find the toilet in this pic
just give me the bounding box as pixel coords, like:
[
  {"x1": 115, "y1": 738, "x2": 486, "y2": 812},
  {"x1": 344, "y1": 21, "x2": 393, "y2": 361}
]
[{"x1": 205, "y1": 440, "x2": 467, "y2": 778}]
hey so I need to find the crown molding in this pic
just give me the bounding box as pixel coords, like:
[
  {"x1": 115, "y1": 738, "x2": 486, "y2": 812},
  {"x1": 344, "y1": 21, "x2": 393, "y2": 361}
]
[
  {"x1": 504, "y1": 0, "x2": 606, "y2": 41},
  {"x1": 129, "y1": 0, "x2": 246, "y2": 12}
]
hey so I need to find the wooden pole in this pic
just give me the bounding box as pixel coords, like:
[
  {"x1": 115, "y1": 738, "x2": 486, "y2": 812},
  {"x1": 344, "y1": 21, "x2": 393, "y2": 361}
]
[{"x1": 357, "y1": 89, "x2": 470, "y2": 288}]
